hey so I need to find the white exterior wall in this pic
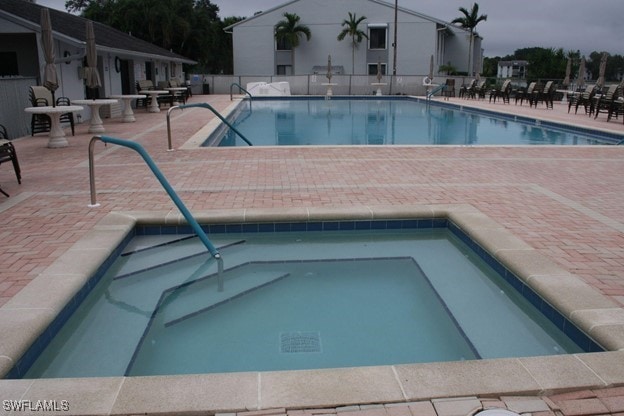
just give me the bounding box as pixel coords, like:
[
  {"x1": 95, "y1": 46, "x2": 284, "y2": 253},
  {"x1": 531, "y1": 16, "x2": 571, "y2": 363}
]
[{"x1": 231, "y1": 0, "x2": 474, "y2": 76}]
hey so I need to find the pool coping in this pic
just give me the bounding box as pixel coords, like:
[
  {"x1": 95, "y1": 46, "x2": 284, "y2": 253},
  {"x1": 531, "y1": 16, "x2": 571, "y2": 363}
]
[{"x1": 1, "y1": 204, "x2": 624, "y2": 415}]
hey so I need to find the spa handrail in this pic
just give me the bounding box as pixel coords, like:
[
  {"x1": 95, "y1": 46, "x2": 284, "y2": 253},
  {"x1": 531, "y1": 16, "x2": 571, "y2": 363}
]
[
  {"x1": 166, "y1": 103, "x2": 253, "y2": 150},
  {"x1": 230, "y1": 83, "x2": 253, "y2": 101},
  {"x1": 88, "y1": 135, "x2": 221, "y2": 259}
]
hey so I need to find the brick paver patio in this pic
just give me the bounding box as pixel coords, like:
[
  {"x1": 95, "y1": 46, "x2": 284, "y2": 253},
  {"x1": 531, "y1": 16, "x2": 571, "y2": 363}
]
[{"x1": 1, "y1": 93, "x2": 624, "y2": 414}]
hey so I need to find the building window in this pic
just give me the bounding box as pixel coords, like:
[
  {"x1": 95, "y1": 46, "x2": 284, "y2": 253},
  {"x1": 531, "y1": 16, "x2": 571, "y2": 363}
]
[
  {"x1": 368, "y1": 63, "x2": 387, "y2": 76},
  {"x1": 0, "y1": 52, "x2": 19, "y2": 76},
  {"x1": 277, "y1": 65, "x2": 293, "y2": 75},
  {"x1": 276, "y1": 37, "x2": 292, "y2": 51},
  {"x1": 368, "y1": 26, "x2": 387, "y2": 50}
]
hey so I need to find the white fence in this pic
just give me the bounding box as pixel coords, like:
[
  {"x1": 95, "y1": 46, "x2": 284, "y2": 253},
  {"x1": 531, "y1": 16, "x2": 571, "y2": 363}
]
[{"x1": 190, "y1": 74, "x2": 474, "y2": 97}]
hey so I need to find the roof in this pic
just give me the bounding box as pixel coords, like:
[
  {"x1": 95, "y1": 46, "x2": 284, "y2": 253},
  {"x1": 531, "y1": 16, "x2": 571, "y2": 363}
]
[
  {"x1": 0, "y1": 0, "x2": 195, "y2": 64},
  {"x1": 224, "y1": 0, "x2": 467, "y2": 36}
]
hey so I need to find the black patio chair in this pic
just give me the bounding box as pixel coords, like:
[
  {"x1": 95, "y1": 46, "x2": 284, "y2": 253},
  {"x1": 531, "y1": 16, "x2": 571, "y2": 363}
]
[
  {"x1": 28, "y1": 86, "x2": 75, "y2": 136},
  {"x1": 594, "y1": 85, "x2": 621, "y2": 120},
  {"x1": 0, "y1": 124, "x2": 22, "y2": 197},
  {"x1": 489, "y1": 79, "x2": 512, "y2": 104},
  {"x1": 568, "y1": 85, "x2": 596, "y2": 115},
  {"x1": 515, "y1": 82, "x2": 537, "y2": 106}
]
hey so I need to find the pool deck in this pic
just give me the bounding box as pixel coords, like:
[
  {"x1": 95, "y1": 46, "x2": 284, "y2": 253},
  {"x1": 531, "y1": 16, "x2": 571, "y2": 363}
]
[{"x1": 1, "y1": 94, "x2": 624, "y2": 415}]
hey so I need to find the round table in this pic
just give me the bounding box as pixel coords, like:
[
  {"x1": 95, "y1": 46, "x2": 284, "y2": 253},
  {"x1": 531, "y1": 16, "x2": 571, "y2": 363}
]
[
  {"x1": 139, "y1": 90, "x2": 169, "y2": 113},
  {"x1": 109, "y1": 94, "x2": 146, "y2": 122},
  {"x1": 166, "y1": 87, "x2": 188, "y2": 104},
  {"x1": 24, "y1": 105, "x2": 83, "y2": 148},
  {"x1": 73, "y1": 99, "x2": 119, "y2": 133}
]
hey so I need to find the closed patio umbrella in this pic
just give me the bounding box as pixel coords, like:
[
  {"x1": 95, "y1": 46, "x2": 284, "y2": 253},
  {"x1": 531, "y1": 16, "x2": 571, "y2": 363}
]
[
  {"x1": 429, "y1": 54, "x2": 434, "y2": 81},
  {"x1": 326, "y1": 54, "x2": 332, "y2": 83},
  {"x1": 596, "y1": 52, "x2": 607, "y2": 88},
  {"x1": 376, "y1": 60, "x2": 382, "y2": 82},
  {"x1": 84, "y1": 20, "x2": 101, "y2": 99},
  {"x1": 563, "y1": 57, "x2": 571, "y2": 87},
  {"x1": 577, "y1": 57, "x2": 586, "y2": 89},
  {"x1": 40, "y1": 8, "x2": 58, "y2": 106}
]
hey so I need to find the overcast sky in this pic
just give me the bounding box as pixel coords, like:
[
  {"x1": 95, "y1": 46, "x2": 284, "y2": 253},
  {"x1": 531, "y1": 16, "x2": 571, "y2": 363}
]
[{"x1": 38, "y1": 0, "x2": 623, "y2": 58}]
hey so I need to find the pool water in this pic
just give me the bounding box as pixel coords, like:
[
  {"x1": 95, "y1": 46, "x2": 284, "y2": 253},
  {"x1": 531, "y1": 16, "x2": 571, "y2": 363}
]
[
  {"x1": 204, "y1": 98, "x2": 617, "y2": 146},
  {"x1": 23, "y1": 227, "x2": 587, "y2": 379}
]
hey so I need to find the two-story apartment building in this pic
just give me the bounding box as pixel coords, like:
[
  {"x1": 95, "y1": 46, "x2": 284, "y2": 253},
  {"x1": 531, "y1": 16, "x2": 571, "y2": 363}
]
[{"x1": 226, "y1": 0, "x2": 483, "y2": 77}]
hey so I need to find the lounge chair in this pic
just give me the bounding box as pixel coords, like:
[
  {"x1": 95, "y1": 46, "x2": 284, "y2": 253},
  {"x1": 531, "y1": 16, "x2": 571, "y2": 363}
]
[
  {"x1": 459, "y1": 79, "x2": 476, "y2": 98},
  {"x1": 515, "y1": 82, "x2": 536, "y2": 106},
  {"x1": 28, "y1": 86, "x2": 75, "y2": 136},
  {"x1": 464, "y1": 80, "x2": 487, "y2": 99},
  {"x1": 594, "y1": 85, "x2": 621, "y2": 120},
  {"x1": 489, "y1": 79, "x2": 512, "y2": 104},
  {"x1": 568, "y1": 85, "x2": 596, "y2": 114},
  {"x1": 169, "y1": 79, "x2": 192, "y2": 99},
  {"x1": 0, "y1": 124, "x2": 22, "y2": 197},
  {"x1": 532, "y1": 81, "x2": 556, "y2": 109},
  {"x1": 136, "y1": 80, "x2": 173, "y2": 108}
]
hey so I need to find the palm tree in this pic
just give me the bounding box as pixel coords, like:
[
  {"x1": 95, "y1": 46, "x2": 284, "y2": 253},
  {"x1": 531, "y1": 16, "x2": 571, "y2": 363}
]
[
  {"x1": 451, "y1": 3, "x2": 487, "y2": 76},
  {"x1": 337, "y1": 12, "x2": 368, "y2": 74},
  {"x1": 274, "y1": 12, "x2": 311, "y2": 74}
]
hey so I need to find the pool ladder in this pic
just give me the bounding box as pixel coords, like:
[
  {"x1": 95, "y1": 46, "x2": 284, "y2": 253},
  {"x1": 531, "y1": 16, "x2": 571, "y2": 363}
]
[
  {"x1": 166, "y1": 102, "x2": 253, "y2": 150},
  {"x1": 88, "y1": 135, "x2": 221, "y2": 260}
]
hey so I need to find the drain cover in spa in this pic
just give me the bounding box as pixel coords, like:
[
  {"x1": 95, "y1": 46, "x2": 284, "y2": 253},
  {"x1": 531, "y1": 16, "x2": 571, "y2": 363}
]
[{"x1": 280, "y1": 332, "x2": 322, "y2": 353}]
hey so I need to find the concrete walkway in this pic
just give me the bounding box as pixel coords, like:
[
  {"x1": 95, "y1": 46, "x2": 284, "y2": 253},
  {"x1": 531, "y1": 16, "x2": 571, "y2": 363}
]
[{"x1": 1, "y1": 94, "x2": 624, "y2": 415}]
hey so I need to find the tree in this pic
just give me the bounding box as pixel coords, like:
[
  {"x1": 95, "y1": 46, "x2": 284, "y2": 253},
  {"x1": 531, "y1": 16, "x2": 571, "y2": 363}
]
[
  {"x1": 71, "y1": 0, "x2": 235, "y2": 74},
  {"x1": 274, "y1": 12, "x2": 311, "y2": 74},
  {"x1": 337, "y1": 12, "x2": 368, "y2": 75},
  {"x1": 451, "y1": 3, "x2": 487, "y2": 76},
  {"x1": 513, "y1": 47, "x2": 567, "y2": 80}
]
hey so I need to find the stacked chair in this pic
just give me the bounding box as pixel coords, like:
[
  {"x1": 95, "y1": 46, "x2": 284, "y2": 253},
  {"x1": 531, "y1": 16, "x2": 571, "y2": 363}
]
[
  {"x1": 28, "y1": 86, "x2": 75, "y2": 136},
  {"x1": 594, "y1": 84, "x2": 621, "y2": 121},
  {"x1": 0, "y1": 124, "x2": 22, "y2": 197},
  {"x1": 489, "y1": 79, "x2": 512, "y2": 104},
  {"x1": 568, "y1": 85, "x2": 596, "y2": 115}
]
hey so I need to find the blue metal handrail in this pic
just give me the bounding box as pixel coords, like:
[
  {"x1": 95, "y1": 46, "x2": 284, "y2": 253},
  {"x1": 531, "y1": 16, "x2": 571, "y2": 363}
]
[
  {"x1": 166, "y1": 103, "x2": 253, "y2": 150},
  {"x1": 88, "y1": 135, "x2": 220, "y2": 258},
  {"x1": 426, "y1": 84, "x2": 446, "y2": 99},
  {"x1": 230, "y1": 82, "x2": 253, "y2": 101}
]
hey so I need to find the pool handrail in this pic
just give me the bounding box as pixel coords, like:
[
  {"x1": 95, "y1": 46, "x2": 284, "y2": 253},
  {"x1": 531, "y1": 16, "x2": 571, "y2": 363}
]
[
  {"x1": 230, "y1": 82, "x2": 253, "y2": 101},
  {"x1": 426, "y1": 84, "x2": 446, "y2": 100},
  {"x1": 88, "y1": 135, "x2": 221, "y2": 258},
  {"x1": 166, "y1": 103, "x2": 253, "y2": 150}
]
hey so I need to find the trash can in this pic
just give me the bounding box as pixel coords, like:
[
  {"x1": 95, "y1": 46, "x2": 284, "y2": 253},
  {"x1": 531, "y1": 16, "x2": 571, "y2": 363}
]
[{"x1": 202, "y1": 83, "x2": 210, "y2": 94}]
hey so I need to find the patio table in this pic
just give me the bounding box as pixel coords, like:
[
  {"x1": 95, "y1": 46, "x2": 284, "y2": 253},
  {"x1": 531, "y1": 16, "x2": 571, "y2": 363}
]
[
  {"x1": 73, "y1": 99, "x2": 119, "y2": 133},
  {"x1": 139, "y1": 90, "x2": 169, "y2": 113},
  {"x1": 24, "y1": 105, "x2": 83, "y2": 148},
  {"x1": 109, "y1": 94, "x2": 146, "y2": 122}
]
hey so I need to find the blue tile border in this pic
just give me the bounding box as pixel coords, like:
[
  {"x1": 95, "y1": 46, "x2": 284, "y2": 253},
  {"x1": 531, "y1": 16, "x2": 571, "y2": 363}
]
[
  {"x1": 446, "y1": 220, "x2": 603, "y2": 354},
  {"x1": 5, "y1": 229, "x2": 137, "y2": 379},
  {"x1": 6, "y1": 217, "x2": 603, "y2": 379}
]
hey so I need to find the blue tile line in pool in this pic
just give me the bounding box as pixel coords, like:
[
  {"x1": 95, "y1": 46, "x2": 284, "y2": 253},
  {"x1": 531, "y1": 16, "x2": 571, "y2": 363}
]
[{"x1": 4, "y1": 218, "x2": 604, "y2": 379}]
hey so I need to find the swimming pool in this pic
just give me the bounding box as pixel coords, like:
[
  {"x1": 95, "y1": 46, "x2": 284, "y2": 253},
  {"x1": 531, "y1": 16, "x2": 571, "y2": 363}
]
[
  {"x1": 202, "y1": 98, "x2": 622, "y2": 147},
  {"x1": 17, "y1": 219, "x2": 598, "y2": 379}
]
